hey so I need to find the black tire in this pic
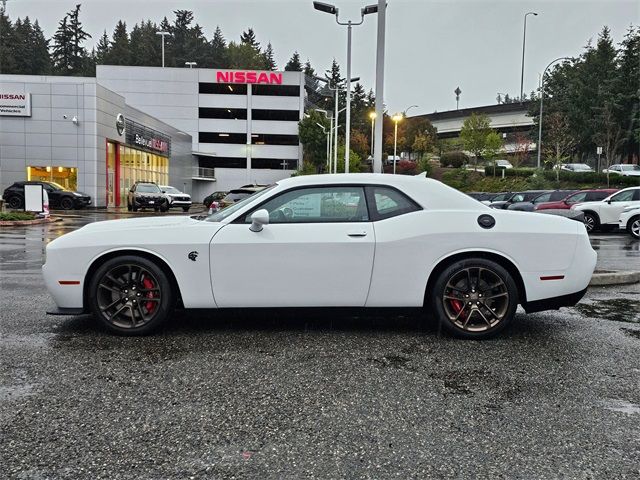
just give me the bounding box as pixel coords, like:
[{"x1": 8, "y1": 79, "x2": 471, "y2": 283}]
[
  {"x1": 182, "y1": 206, "x2": 190, "y2": 212},
  {"x1": 160, "y1": 201, "x2": 169, "y2": 213},
  {"x1": 127, "y1": 202, "x2": 132, "y2": 212},
  {"x1": 88, "y1": 255, "x2": 175, "y2": 335},
  {"x1": 132, "y1": 203, "x2": 138, "y2": 212},
  {"x1": 430, "y1": 258, "x2": 518, "y2": 340},
  {"x1": 59, "y1": 196, "x2": 74, "y2": 210},
  {"x1": 583, "y1": 212, "x2": 599, "y2": 233},
  {"x1": 7, "y1": 195, "x2": 23, "y2": 209},
  {"x1": 628, "y1": 215, "x2": 640, "y2": 240},
  {"x1": 154, "y1": 207, "x2": 159, "y2": 212}
]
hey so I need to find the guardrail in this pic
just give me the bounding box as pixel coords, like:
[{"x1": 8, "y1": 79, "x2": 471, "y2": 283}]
[{"x1": 192, "y1": 167, "x2": 216, "y2": 180}]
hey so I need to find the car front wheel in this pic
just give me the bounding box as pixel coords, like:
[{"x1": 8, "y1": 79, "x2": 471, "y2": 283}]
[
  {"x1": 430, "y1": 258, "x2": 518, "y2": 339},
  {"x1": 583, "y1": 212, "x2": 599, "y2": 233},
  {"x1": 60, "y1": 197, "x2": 74, "y2": 210},
  {"x1": 88, "y1": 255, "x2": 174, "y2": 335},
  {"x1": 7, "y1": 196, "x2": 23, "y2": 209},
  {"x1": 628, "y1": 216, "x2": 640, "y2": 240}
]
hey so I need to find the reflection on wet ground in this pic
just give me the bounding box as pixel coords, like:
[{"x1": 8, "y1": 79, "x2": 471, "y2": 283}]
[
  {"x1": 574, "y1": 299, "x2": 640, "y2": 323},
  {"x1": 589, "y1": 232, "x2": 640, "y2": 271}
]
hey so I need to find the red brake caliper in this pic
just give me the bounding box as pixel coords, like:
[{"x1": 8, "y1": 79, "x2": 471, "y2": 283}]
[
  {"x1": 142, "y1": 277, "x2": 156, "y2": 313},
  {"x1": 450, "y1": 299, "x2": 466, "y2": 319}
]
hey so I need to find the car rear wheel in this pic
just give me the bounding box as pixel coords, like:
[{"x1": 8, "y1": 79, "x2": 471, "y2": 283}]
[
  {"x1": 628, "y1": 216, "x2": 640, "y2": 240},
  {"x1": 583, "y1": 212, "x2": 599, "y2": 233},
  {"x1": 60, "y1": 197, "x2": 74, "y2": 210},
  {"x1": 430, "y1": 258, "x2": 518, "y2": 339},
  {"x1": 7, "y1": 195, "x2": 23, "y2": 209},
  {"x1": 88, "y1": 255, "x2": 174, "y2": 335}
]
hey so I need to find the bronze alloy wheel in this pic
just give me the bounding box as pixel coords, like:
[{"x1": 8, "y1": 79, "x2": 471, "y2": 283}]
[
  {"x1": 442, "y1": 267, "x2": 509, "y2": 333},
  {"x1": 431, "y1": 258, "x2": 518, "y2": 339},
  {"x1": 89, "y1": 256, "x2": 174, "y2": 335}
]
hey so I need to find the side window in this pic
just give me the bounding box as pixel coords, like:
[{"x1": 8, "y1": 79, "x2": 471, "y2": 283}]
[
  {"x1": 533, "y1": 193, "x2": 551, "y2": 203},
  {"x1": 569, "y1": 192, "x2": 588, "y2": 203},
  {"x1": 367, "y1": 186, "x2": 420, "y2": 220},
  {"x1": 246, "y1": 186, "x2": 368, "y2": 223},
  {"x1": 610, "y1": 190, "x2": 635, "y2": 202},
  {"x1": 511, "y1": 194, "x2": 525, "y2": 202},
  {"x1": 634, "y1": 189, "x2": 640, "y2": 201}
]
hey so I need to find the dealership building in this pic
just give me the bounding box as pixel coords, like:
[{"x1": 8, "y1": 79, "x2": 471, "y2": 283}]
[{"x1": 0, "y1": 66, "x2": 306, "y2": 207}]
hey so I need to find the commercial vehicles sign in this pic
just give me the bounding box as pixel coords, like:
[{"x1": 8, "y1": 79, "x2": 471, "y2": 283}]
[
  {"x1": 0, "y1": 91, "x2": 31, "y2": 116},
  {"x1": 215, "y1": 71, "x2": 283, "y2": 85}
]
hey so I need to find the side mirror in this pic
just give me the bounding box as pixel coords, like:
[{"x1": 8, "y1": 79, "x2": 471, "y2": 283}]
[
  {"x1": 249, "y1": 209, "x2": 269, "y2": 232},
  {"x1": 607, "y1": 199, "x2": 612, "y2": 204}
]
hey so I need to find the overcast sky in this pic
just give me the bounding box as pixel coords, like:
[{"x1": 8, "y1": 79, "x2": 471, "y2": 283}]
[{"x1": 6, "y1": 0, "x2": 639, "y2": 114}]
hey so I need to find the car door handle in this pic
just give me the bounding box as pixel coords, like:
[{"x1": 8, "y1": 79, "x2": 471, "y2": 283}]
[{"x1": 348, "y1": 231, "x2": 367, "y2": 237}]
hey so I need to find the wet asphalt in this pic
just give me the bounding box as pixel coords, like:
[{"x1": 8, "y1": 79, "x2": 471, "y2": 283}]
[{"x1": 1, "y1": 210, "x2": 639, "y2": 479}]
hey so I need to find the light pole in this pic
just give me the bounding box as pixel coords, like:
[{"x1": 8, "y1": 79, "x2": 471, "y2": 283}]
[
  {"x1": 156, "y1": 31, "x2": 171, "y2": 68},
  {"x1": 369, "y1": 111, "x2": 377, "y2": 157},
  {"x1": 392, "y1": 114, "x2": 402, "y2": 174},
  {"x1": 537, "y1": 56, "x2": 571, "y2": 169},
  {"x1": 314, "y1": 1, "x2": 378, "y2": 173},
  {"x1": 316, "y1": 122, "x2": 331, "y2": 171},
  {"x1": 454, "y1": 87, "x2": 462, "y2": 110},
  {"x1": 185, "y1": 61, "x2": 197, "y2": 68},
  {"x1": 373, "y1": 0, "x2": 387, "y2": 174},
  {"x1": 520, "y1": 11, "x2": 538, "y2": 102}
]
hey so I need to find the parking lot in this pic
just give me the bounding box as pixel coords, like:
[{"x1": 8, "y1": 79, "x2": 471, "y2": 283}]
[{"x1": 1, "y1": 212, "x2": 639, "y2": 479}]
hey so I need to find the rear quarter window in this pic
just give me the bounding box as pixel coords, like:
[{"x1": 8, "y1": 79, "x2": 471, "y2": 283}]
[{"x1": 366, "y1": 186, "x2": 421, "y2": 220}]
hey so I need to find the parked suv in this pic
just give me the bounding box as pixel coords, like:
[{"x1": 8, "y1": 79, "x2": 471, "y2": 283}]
[
  {"x1": 159, "y1": 185, "x2": 192, "y2": 212},
  {"x1": 2, "y1": 181, "x2": 92, "y2": 210},
  {"x1": 127, "y1": 182, "x2": 168, "y2": 212},
  {"x1": 571, "y1": 187, "x2": 640, "y2": 232}
]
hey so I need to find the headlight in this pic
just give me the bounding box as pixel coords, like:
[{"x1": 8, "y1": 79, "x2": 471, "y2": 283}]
[{"x1": 73, "y1": 192, "x2": 82, "y2": 197}]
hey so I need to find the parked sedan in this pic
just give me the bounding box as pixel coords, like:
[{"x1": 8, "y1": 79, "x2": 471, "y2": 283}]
[
  {"x1": 534, "y1": 189, "x2": 618, "y2": 211},
  {"x1": 560, "y1": 163, "x2": 594, "y2": 172},
  {"x1": 159, "y1": 185, "x2": 192, "y2": 212},
  {"x1": 489, "y1": 190, "x2": 551, "y2": 209},
  {"x1": 619, "y1": 205, "x2": 640, "y2": 240},
  {"x1": 43, "y1": 174, "x2": 596, "y2": 340},
  {"x1": 571, "y1": 187, "x2": 640, "y2": 232},
  {"x1": 602, "y1": 164, "x2": 640, "y2": 177},
  {"x1": 508, "y1": 190, "x2": 577, "y2": 212},
  {"x1": 2, "y1": 181, "x2": 92, "y2": 210}
]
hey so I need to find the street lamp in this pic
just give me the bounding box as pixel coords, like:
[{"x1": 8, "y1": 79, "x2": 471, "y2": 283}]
[
  {"x1": 537, "y1": 56, "x2": 571, "y2": 169},
  {"x1": 156, "y1": 31, "x2": 171, "y2": 68},
  {"x1": 404, "y1": 105, "x2": 418, "y2": 116},
  {"x1": 373, "y1": 0, "x2": 387, "y2": 174},
  {"x1": 316, "y1": 122, "x2": 331, "y2": 171},
  {"x1": 185, "y1": 61, "x2": 197, "y2": 68},
  {"x1": 369, "y1": 111, "x2": 377, "y2": 157},
  {"x1": 392, "y1": 113, "x2": 403, "y2": 174},
  {"x1": 313, "y1": 1, "x2": 378, "y2": 173},
  {"x1": 520, "y1": 11, "x2": 538, "y2": 102}
]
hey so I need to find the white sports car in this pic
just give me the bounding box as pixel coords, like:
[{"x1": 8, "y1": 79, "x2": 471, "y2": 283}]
[{"x1": 43, "y1": 174, "x2": 596, "y2": 339}]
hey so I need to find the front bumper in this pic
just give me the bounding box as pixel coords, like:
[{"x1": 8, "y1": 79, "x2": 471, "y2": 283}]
[
  {"x1": 134, "y1": 197, "x2": 166, "y2": 207},
  {"x1": 74, "y1": 196, "x2": 92, "y2": 207}
]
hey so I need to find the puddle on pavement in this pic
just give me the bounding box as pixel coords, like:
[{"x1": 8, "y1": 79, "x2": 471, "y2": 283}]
[
  {"x1": 621, "y1": 328, "x2": 640, "y2": 339},
  {"x1": 573, "y1": 299, "x2": 640, "y2": 323},
  {"x1": 604, "y1": 399, "x2": 640, "y2": 415}
]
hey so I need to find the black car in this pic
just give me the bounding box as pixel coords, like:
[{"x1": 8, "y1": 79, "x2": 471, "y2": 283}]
[
  {"x1": 489, "y1": 190, "x2": 552, "y2": 210},
  {"x1": 2, "y1": 181, "x2": 92, "y2": 210},
  {"x1": 202, "y1": 191, "x2": 228, "y2": 209},
  {"x1": 127, "y1": 182, "x2": 169, "y2": 212},
  {"x1": 507, "y1": 190, "x2": 578, "y2": 212}
]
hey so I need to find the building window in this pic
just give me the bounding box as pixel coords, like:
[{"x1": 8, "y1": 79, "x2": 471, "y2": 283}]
[
  {"x1": 198, "y1": 156, "x2": 248, "y2": 169},
  {"x1": 199, "y1": 132, "x2": 247, "y2": 144},
  {"x1": 199, "y1": 83, "x2": 247, "y2": 95},
  {"x1": 199, "y1": 108, "x2": 248, "y2": 120},
  {"x1": 252, "y1": 109, "x2": 300, "y2": 121},
  {"x1": 251, "y1": 134, "x2": 299, "y2": 146},
  {"x1": 252, "y1": 158, "x2": 298, "y2": 169},
  {"x1": 27, "y1": 166, "x2": 78, "y2": 191},
  {"x1": 252, "y1": 84, "x2": 300, "y2": 97}
]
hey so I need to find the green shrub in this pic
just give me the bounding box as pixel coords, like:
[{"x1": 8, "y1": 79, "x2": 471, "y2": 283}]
[
  {"x1": 542, "y1": 170, "x2": 640, "y2": 187},
  {"x1": 484, "y1": 166, "x2": 536, "y2": 177},
  {"x1": 417, "y1": 156, "x2": 432, "y2": 176},
  {"x1": 0, "y1": 212, "x2": 36, "y2": 221},
  {"x1": 441, "y1": 151, "x2": 469, "y2": 168}
]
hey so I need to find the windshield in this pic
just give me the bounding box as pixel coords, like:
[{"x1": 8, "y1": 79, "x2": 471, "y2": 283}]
[
  {"x1": 207, "y1": 185, "x2": 276, "y2": 222},
  {"x1": 136, "y1": 184, "x2": 161, "y2": 193},
  {"x1": 45, "y1": 182, "x2": 67, "y2": 191},
  {"x1": 162, "y1": 186, "x2": 180, "y2": 194},
  {"x1": 621, "y1": 165, "x2": 640, "y2": 171}
]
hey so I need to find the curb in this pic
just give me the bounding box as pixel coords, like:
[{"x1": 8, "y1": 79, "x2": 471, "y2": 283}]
[
  {"x1": 589, "y1": 270, "x2": 640, "y2": 286},
  {"x1": 0, "y1": 217, "x2": 60, "y2": 227}
]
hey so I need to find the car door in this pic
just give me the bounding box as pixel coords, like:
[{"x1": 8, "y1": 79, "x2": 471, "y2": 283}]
[
  {"x1": 209, "y1": 185, "x2": 375, "y2": 308},
  {"x1": 599, "y1": 189, "x2": 640, "y2": 225},
  {"x1": 40, "y1": 183, "x2": 60, "y2": 207}
]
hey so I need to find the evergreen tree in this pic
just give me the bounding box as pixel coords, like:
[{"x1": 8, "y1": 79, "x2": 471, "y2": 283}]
[
  {"x1": 51, "y1": 4, "x2": 91, "y2": 75},
  {"x1": 30, "y1": 20, "x2": 51, "y2": 74},
  {"x1": 284, "y1": 51, "x2": 302, "y2": 71},
  {"x1": 12, "y1": 17, "x2": 50, "y2": 74},
  {"x1": 264, "y1": 42, "x2": 276, "y2": 70},
  {"x1": 95, "y1": 30, "x2": 110, "y2": 65},
  {"x1": 227, "y1": 41, "x2": 267, "y2": 70},
  {"x1": 209, "y1": 26, "x2": 228, "y2": 68},
  {"x1": 350, "y1": 82, "x2": 368, "y2": 134},
  {"x1": 614, "y1": 26, "x2": 640, "y2": 161},
  {"x1": 304, "y1": 60, "x2": 317, "y2": 89},
  {"x1": 129, "y1": 21, "x2": 161, "y2": 66},
  {"x1": 240, "y1": 27, "x2": 260, "y2": 50},
  {"x1": 0, "y1": 11, "x2": 18, "y2": 73},
  {"x1": 104, "y1": 21, "x2": 130, "y2": 65}
]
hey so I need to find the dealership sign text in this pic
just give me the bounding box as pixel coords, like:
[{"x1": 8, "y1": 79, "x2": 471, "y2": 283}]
[
  {"x1": 216, "y1": 71, "x2": 283, "y2": 85},
  {"x1": 0, "y1": 91, "x2": 31, "y2": 117}
]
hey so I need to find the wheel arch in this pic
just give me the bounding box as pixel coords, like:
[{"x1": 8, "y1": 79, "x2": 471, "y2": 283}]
[
  {"x1": 581, "y1": 209, "x2": 600, "y2": 222},
  {"x1": 83, "y1": 249, "x2": 183, "y2": 310},
  {"x1": 626, "y1": 214, "x2": 640, "y2": 230},
  {"x1": 424, "y1": 251, "x2": 527, "y2": 307}
]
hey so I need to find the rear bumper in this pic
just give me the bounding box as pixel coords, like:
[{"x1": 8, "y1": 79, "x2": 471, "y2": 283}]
[{"x1": 522, "y1": 287, "x2": 588, "y2": 313}]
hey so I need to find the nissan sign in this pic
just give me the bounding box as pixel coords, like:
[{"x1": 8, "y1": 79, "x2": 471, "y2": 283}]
[
  {"x1": 215, "y1": 71, "x2": 283, "y2": 85},
  {"x1": 0, "y1": 91, "x2": 31, "y2": 117}
]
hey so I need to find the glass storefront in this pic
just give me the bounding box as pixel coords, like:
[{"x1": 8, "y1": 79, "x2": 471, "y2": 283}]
[
  {"x1": 106, "y1": 141, "x2": 169, "y2": 207},
  {"x1": 27, "y1": 166, "x2": 78, "y2": 190}
]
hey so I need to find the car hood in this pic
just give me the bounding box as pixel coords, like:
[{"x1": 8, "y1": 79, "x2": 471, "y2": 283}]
[
  {"x1": 572, "y1": 200, "x2": 605, "y2": 210},
  {"x1": 78, "y1": 215, "x2": 198, "y2": 233},
  {"x1": 166, "y1": 193, "x2": 190, "y2": 198}
]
